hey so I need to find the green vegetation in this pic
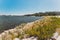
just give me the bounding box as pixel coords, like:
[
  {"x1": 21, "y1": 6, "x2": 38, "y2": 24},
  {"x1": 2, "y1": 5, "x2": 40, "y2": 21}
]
[
  {"x1": 25, "y1": 12, "x2": 60, "y2": 16},
  {"x1": 1, "y1": 16, "x2": 60, "y2": 40},
  {"x1": 25, "y1": 17, "x2": 60, "y2": 40}
]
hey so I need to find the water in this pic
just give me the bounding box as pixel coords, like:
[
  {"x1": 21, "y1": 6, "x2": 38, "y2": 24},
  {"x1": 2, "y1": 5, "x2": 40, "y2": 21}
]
[{"x1": 0, "y1": 16, "x2": 42, "y2": 33}]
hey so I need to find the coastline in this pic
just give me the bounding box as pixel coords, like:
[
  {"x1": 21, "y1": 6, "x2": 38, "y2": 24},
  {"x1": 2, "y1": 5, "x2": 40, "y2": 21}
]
[{"x1": 0, "y1": 16, "x2": 60, "y2": 40}]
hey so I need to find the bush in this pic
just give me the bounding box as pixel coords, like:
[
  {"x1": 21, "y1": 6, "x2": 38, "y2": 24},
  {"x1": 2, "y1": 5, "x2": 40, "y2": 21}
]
[{"x1": 25, "y1": 17, "x2": 59, "y2": 40}]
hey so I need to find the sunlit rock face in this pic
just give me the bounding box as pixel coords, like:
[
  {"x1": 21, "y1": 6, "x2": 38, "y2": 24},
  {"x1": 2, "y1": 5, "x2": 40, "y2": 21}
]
[
  {"x1": 52, "y1": 32, "x2": 59, "y2": 39},
  {"x1": 56, "y1": 36, "x2": 60, "y2": 40},
  {"x1": 13, "y1": 38, "x2": 20, "y2": 40},
  {"x1": 22, "y1": 37, "x2": 37, "y2": 40},
  {"x1": 51, "y1": 32, "x2": 60, "y2": 40},
  {"x1": 51, "y1": 28, "x2": 60, "y2": 40}
]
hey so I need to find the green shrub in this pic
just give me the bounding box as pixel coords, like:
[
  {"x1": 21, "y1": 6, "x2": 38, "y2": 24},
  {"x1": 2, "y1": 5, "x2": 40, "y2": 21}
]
[{"x1": 25, "y1": 17, "x2": 60, "y2": 40}]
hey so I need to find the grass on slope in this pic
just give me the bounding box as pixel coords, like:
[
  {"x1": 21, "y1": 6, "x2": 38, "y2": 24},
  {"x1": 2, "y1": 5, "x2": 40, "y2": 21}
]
[{"x1": 24, "y1": 17, "x2": 60, "y2": 40}]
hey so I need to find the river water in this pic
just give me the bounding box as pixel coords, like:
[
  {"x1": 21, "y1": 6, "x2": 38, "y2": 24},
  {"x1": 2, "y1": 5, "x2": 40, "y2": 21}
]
[{"x1": 0, "y1": 16, "x2": 42, "y2": 33}]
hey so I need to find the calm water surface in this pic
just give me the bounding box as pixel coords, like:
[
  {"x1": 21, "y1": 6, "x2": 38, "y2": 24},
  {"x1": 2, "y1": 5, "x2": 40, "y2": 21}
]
[{"x1": 0, "y1": 16, "x2": 42, "y2": 33}]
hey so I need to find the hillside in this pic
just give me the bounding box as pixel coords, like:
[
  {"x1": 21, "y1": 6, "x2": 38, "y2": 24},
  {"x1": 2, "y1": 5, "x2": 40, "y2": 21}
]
[
  {"x1": 25, "y1": 12, "x2": 60, "y2": 16},
  {"x1": 0, "y1": 16, "x2": 60, "y2": 40}
]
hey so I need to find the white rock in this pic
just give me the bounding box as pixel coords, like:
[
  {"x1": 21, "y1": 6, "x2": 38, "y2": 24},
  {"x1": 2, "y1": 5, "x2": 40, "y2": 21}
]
[
  {"x1": 33, "y1": 38, "x2": 37, "y2": 40},
  {"x1": 52, "y1": 32, "x2": 59, "y2": 39},
  {"x1": 56, "y1": 36, "x2": 60, "y2": 40},
  {"x1": 13, "y1": 38, "x2": 20, "y2": 40},
  {"x1": 27, "y1": 38, "x2": 32, "y2": 40},
  {"x1": 30, "y1": 37, "x2": 34, "y2": 39},
  {"x1": 22, "y1": 37, "x2": 38, "y2": 40},
  {"x1": 22, "y1": 38, "x2": 28, "y2": 40}
]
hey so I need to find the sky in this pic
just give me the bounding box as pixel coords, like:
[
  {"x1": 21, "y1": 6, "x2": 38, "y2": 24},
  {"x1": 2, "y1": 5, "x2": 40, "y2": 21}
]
[{"x1": 0, "y1": 0, "x2": 60, "y2": 15}]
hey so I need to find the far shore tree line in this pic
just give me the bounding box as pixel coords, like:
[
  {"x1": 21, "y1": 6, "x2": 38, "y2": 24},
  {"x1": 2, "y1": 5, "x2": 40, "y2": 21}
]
[{"x1": 25, "y1": 12, "x2": 60, "y2": 16}]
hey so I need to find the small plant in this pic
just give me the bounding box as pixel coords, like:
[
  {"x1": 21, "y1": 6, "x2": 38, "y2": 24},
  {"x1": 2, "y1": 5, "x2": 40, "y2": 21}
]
[{"x1": 25, "y1": 17, "x2": 60, "y2": 40}]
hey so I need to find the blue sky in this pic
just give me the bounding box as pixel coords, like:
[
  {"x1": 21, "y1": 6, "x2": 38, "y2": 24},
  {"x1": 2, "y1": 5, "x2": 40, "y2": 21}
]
[{"x1": 0, "y1": 0, "x2": 60, "y2": 15}]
